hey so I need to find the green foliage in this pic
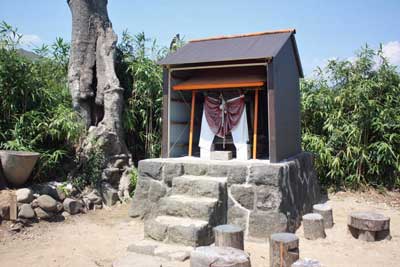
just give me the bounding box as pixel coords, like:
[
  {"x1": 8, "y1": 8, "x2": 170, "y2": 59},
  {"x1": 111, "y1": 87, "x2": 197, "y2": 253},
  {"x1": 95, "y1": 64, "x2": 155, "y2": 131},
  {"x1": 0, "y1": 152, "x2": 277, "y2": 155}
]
[
  {"x1": 301, "y1": 45, "x2": 400, "y2": 189},
  {"x1": 118, "y1": 31, "x2": 183, "y2": 160},
  {"x1": 129, "y1": 167, "x2": 138, "y2": 197},
  {"x1": 0, "y1": 21, "x2": 84, "y2": 181},
  {"x1": 72, "y1": 144, "x2": 105, "y2": 189}
]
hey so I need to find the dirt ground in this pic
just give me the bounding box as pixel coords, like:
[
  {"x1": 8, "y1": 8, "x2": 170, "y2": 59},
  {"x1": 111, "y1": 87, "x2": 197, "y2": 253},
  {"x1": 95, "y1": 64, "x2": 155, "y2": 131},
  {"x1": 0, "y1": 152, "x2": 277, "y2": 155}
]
[{"x1": 0, "y1": 191, "x2": 399, "y2": 267}]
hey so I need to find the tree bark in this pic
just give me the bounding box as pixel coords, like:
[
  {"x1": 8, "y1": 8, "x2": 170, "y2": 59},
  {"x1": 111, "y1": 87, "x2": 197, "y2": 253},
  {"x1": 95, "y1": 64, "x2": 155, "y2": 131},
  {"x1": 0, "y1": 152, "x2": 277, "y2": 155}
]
[{"x1": 67, "y1": 0, "x2": 128, "y2": 162}]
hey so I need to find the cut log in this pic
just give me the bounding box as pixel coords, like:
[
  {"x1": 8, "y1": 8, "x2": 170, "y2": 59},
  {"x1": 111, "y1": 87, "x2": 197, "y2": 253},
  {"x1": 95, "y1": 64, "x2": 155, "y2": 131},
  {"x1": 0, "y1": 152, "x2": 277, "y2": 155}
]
[
  {"x1": 302, "y1": 213, "x2": 326, "y2": 240},
  {"x1": 270, "y1": 232, "x2": 299, "y2": 267},
  {"x1": 347, "y1": 211, "x2": 391, "y2": 241},
  {"x1": 190, "y1": 246, "x2": 251, "y2": 267},
  {"x1": 214, "y1": 224, "x2": 244, "y2": 250},
  {"x1": 313, "y1": 203, "x2": 333, "y2": 228}
]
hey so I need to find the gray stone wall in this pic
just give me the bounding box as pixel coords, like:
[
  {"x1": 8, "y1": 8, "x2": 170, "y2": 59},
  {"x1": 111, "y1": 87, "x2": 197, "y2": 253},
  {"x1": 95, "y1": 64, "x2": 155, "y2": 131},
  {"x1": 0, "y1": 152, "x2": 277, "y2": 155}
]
[{"x1": 129, "y1": 152, "x2": 321, "y2": 241}]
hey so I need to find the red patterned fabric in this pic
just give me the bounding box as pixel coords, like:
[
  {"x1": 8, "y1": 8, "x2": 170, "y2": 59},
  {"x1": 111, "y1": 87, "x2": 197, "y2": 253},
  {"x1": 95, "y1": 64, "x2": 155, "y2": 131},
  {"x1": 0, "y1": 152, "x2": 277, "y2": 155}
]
[{"x1": 204, "y1": 95, "x2": 245, "y2": 138}]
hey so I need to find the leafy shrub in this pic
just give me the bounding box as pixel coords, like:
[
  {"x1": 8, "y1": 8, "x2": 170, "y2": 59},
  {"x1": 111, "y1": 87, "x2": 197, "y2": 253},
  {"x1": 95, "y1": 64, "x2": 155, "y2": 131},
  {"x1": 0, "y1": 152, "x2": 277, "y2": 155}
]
[
  {"x1": 72, "y1": 144, "x2": 105, "y2": 189},
  {"x1": 0, "y1": 21, "x2": 84, "y2": 181},
  {"x1": 129, "y1": 167, "x2": 138, "y2": 197},
  {"x1": 301, "y1": 46, "x2": 400, "y2": 189}
]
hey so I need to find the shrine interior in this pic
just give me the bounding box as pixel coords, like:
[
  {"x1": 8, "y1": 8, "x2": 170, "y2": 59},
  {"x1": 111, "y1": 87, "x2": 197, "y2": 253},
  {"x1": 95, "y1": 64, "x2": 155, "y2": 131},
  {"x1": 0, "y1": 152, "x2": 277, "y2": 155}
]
[{"x1": 168, "y1": 65, "x2": 269, "y2": 159}]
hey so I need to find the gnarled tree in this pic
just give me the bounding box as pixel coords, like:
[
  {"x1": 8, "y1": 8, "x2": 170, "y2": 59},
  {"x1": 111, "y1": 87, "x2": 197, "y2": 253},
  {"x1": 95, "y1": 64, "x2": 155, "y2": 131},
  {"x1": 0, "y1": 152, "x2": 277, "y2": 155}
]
[{"x1": 67, "y1": 0, "x2": 129, "y2": 186}]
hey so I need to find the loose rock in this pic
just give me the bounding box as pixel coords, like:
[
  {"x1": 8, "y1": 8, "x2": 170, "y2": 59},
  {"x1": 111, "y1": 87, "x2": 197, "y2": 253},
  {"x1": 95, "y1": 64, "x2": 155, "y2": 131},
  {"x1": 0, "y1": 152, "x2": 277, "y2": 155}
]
[
  {"x1": 86, "y1": 190, "x2": 102, "y2": 204},
  {"x1": 16, "y1": 188, "x2": 34, "y2": 203},
  {"x1": 101, "y1": 182, "x2": 119, "y2": 206},
  {"x1": 18, "y1": 203, "x2": 36, "y2": 219},
  {"x1": 36, "y1": 195, "x2": 58, "y2": 212},
  {"x1": 63, "y1": 198, "x2": 83, "y2": 215},
  {"x1": 34, "y1": 207, "x2": 53, "y2": 219},
  {"x1": 292, "y1": 258, "x2": 321, "y2": 267},
  {"x1": 190, "y1": 246, "x2": 251, "y2": 267}
]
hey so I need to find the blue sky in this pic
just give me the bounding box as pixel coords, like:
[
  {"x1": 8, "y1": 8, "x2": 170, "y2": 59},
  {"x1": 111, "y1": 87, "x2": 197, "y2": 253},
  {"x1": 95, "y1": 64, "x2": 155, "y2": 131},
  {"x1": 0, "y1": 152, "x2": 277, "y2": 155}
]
[{"x1": 1, "y1": 0, "x2": 399, "y2": 75}]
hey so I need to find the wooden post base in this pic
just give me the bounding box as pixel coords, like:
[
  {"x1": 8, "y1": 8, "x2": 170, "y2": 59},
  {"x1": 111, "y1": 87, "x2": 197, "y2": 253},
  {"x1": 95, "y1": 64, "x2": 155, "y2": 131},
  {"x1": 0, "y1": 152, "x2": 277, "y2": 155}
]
[
  {"x1": 214, "y1": 224, "x2": 244, "y2": 250},
  {"x1": 348, "y1": 211, "x2": 391, "y2": 242},
  {"x1": 270, "y1": 233, "x2": 299, "y2": 267},
  {"x1": 302, "y1": 213, "x2": 326, "y2": 240},
  {"x1": 313, "y1": 203, "x2": 334, "y2": 228}
]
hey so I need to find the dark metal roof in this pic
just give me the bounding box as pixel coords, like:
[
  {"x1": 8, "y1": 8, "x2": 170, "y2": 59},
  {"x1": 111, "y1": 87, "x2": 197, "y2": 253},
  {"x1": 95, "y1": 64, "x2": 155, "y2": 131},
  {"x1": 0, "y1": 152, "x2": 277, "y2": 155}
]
[{"x1": 159, "y1": 29, "x2": 303, "y2": 77}]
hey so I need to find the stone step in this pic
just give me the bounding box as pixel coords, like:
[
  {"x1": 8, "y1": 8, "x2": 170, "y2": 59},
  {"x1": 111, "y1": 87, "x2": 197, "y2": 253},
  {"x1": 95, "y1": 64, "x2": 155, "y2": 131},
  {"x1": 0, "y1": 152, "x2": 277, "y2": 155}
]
[
  {"x1": 127, "y1": 239, "x2": 194, "y2": 262},
  {"x1": 171, "y1": 175, "x2": 227, "y2": 199},
  {"x1": 158, "y1": 195, "x2": 224, "y2": 225},
  {"x1": 144, "y1": 215, "x2": 213, "y2": 247}
]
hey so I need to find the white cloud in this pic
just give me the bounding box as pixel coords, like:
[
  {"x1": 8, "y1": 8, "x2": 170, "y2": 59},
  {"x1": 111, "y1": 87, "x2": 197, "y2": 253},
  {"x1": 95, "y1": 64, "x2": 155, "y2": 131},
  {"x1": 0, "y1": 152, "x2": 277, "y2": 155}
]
[
  {"x1": 19, "y1": 34, "x2": 43, "y2": 48},
  {"x1": 382, "y1": 41, "x2": 400, "y2": 66}
]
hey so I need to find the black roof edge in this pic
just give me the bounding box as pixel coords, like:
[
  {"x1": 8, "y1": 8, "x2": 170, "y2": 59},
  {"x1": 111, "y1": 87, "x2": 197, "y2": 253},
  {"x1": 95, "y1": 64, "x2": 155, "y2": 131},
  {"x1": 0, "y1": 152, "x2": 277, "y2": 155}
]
[{"x1": 290, "y1": 34, "x2": 304, "y2": 78}]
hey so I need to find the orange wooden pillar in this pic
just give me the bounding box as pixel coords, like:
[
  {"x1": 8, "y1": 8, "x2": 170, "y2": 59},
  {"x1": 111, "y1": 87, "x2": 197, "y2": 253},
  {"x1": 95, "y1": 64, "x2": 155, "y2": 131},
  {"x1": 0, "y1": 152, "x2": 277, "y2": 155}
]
[
  {"x1": 188, "y1": 90, "x2": 196, "y2": 156},
  {"x1": 252, "y1": 89, "x2": 259, "y2": 159}
]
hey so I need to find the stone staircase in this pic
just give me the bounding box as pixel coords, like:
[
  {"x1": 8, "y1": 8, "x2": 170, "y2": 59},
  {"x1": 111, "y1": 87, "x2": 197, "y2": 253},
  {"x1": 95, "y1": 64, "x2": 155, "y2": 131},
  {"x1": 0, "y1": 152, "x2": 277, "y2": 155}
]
[
  {"x1": 127, "y1": 175, "x2": 227, "y2": 261},
  {"x1": 145, "y1": 175, "x2": 228, "y2": 246}
]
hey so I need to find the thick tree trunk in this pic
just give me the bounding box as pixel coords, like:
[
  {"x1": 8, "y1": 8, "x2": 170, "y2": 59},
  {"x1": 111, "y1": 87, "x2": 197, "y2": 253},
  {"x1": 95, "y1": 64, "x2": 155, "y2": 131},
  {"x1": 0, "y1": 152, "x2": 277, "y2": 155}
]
[{"x1": 67, "y1": 0, "x2": 130, "y2": 193}]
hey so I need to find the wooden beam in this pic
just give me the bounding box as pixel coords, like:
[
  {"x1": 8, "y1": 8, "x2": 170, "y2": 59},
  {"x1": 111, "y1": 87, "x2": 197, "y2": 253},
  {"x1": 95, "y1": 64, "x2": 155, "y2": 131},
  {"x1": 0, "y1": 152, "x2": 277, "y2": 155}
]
[
  {"x1": 188, "y1": 90, "x2": 196, "y2": 156},
  {"x1": 252, "y1": 89, "x2": 259, "y2": 159},
  {"x1": 173, "y1": 81, "x2": 265, "y2": 91}
]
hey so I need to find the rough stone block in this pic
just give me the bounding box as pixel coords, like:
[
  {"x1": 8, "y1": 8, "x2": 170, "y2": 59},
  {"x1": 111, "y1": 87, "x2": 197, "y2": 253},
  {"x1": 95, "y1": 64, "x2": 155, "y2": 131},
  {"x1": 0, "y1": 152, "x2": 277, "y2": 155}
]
[
  {"x1": 210, "y1": 151, "x2": 232, "y2": 160},
  {"x1": 138, "y1": 160, "x2": 163, "y2": 180},
  {"x1": 145, "y1": 215, "x2": 212, "y2": 247},
  {"x1": 183, "y1": 162, "x2": 208, "y2": 176},
  {"x1": 171, "y1": 175, "x2": 227, "y2": 199},
  {"x1": 158, "y1": 195, "x2": 221, "y2": 224},
  {"x1": 208, "y1": 163, "x2": 230, "y2": 177},
  {"x1": 248, "y1": 164, "x2": 282, "y2": 186},
  {"x1": 190, "y1": 246, "x2": 251, "y2": 267},
  {"x1": 148, "y1": 180, "x2": 167, "y2": 203},
  {"x1": 227, "y1": 204, "x2": 248, "y2": 232},
  {"x1": 230, "y1": 184, "x2": 254, "y2": 210},
  {"x1": 249, "y1": 210, "x2": 287, "y2": 239},
  {"x1": 227, "y1": 165, "x2": 248, "y2": 185},
  {"x1": 163, "y1": 162, "x2": 183, "y2": 186},
  {"x1": 255, "y1": 185, "x2": 281, "y2": 211}
]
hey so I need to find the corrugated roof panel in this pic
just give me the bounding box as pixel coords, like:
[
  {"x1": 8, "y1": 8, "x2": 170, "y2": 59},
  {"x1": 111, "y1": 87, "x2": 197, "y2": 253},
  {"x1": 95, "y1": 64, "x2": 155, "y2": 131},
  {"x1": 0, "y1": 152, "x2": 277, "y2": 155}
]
[{"x1": 159, "y1": 32, "x2": 292, "y2": 65}]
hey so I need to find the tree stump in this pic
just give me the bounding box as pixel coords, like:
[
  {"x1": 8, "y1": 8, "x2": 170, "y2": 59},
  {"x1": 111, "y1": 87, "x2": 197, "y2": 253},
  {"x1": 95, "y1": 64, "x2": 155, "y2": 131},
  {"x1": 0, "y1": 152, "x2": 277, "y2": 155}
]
[
  {"x1": 313, "y1": 203, "x2": 333, "y2": 228},
  {"x1": 214, "y1": 224, "x2": 244, "y2": 250},
  {"x1": 291, "y1": 258, "x2": 321, "y2": 267},
  {"x1": 348, "y1": 211, "x2": 391, "y2": 242},
  {"x1": 190, "y1": 246, "x2": 251, "y2": 267},
  {"x1": 270, "y1": 233, "x2": 299, "y2": 267},
  {"x1": 302, "y1": 213, "x2": 326, "y2": 240}
]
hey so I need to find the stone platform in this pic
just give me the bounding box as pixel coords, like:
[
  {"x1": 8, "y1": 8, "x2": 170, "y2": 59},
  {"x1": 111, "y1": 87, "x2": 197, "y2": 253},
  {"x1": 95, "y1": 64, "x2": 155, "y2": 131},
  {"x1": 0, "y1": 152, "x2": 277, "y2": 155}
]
[{"x1": 129, "y1": 152, "x2": 321, "y2": 241}]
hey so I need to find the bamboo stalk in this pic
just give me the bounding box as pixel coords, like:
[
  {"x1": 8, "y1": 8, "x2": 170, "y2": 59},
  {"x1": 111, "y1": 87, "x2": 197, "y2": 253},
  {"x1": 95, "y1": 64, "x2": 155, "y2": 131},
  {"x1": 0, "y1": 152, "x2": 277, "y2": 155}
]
[
  {"x1": 188, "y1": 90, "x2": 196, "y2": 156},
  {"x1": 252, "y1": 89, "x2": 259, "y2": 159}
]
